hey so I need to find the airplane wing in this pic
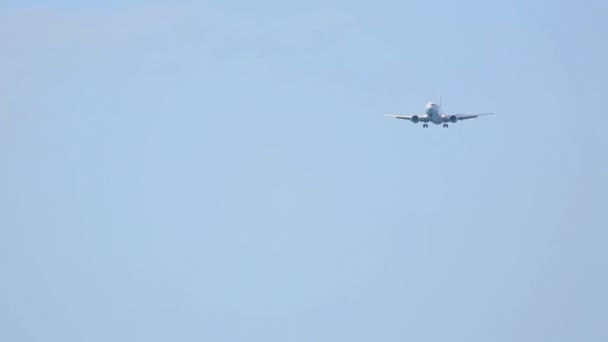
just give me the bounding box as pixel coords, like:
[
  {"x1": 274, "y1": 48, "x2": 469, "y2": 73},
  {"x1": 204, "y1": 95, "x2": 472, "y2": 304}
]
[
  {"x1": 383, "y1": 114, "x2": 429, "y2": 122},
  {"x1": 451, "y1": 113, "x2": 494, "y2": 121}
]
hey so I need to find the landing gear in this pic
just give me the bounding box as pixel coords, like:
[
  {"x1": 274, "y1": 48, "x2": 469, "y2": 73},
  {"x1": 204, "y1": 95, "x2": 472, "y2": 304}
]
[
  {"x1": 423, "y1": 123, "x2": 428, "y2": 128},
  {"x1": 443, "y1": 124, "x2": 449, "y2": 128}
]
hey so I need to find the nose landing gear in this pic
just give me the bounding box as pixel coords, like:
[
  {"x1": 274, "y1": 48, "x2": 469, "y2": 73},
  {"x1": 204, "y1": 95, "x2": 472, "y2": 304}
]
[
  {"x1": 443, "y1": 124, "x2": 449, "y2": 128},
  {"x1": 423, "y1": 123, "x2": 428, "y2": 128}
]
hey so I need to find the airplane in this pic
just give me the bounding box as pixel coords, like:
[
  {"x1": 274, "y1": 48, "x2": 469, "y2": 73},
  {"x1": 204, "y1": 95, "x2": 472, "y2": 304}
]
[{"x1": 383, "y1": 100, "x2": 493, "y2": 128}]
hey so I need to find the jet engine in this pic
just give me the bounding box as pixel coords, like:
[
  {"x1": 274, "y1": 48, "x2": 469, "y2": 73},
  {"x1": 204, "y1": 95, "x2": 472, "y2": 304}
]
[
  {"x1": 449, "y1": 115, "x2": 457, "y2": 123},
  {"x1": 411, "y1": 115, "x2": 419, "y2": 123}
]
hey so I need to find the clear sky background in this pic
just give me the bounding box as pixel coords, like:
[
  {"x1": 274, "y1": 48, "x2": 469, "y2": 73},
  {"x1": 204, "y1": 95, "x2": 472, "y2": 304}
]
[{"x1": 1, "y1": 0, "x2": 607, "y2": 341}]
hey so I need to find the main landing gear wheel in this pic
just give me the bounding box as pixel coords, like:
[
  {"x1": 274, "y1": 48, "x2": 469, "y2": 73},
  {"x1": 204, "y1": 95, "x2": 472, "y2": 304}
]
[
  {"x1": 423, "y1": 123, "x2": 428, "y2": 128},
  {"x1": 443, "y1": 124, "x2": 449, "y2": 128}
]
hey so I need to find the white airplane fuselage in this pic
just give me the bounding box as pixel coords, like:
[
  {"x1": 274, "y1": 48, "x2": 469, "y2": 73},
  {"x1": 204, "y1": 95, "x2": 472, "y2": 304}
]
[{"x1": 425, "y1": 102, "x2": 444, "y2": 125}]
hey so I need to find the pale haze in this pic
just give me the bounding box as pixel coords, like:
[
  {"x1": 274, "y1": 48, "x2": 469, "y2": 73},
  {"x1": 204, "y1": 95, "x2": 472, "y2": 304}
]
[{"x1": 1, "y1": 0, "x2": 607, "y2": 341}]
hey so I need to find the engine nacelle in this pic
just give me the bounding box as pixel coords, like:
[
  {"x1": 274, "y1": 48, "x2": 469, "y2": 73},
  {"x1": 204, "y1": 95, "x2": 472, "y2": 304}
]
[
  {"x1": 411, "y1": 115, "x2": 419, "y2": 123},
  {"x1": 449, "y1": 115, "x2": 457, "y2": 123}
]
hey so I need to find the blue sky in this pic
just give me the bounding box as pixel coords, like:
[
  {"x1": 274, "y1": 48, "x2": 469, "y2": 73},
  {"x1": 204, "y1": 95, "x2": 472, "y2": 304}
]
[{"x1": 1, "y1": 1, "x2": 607, "y2": 341}]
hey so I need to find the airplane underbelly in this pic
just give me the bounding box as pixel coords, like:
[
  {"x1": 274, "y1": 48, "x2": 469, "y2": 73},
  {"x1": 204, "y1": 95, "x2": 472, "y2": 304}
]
[{"x1": 426, "y1": 108, "x2": 442, "y2": 124}]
